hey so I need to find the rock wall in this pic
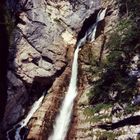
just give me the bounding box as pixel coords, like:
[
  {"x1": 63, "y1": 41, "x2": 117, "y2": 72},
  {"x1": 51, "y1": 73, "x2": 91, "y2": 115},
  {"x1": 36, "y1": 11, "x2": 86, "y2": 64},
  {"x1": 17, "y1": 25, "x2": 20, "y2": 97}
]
[
  {"x1": 2, "y1": 0, "x2": 139, "y2": 139},
  {"x1": 68, "y1": 0, "x2": 140, "y2": 140},
  {"x1": 67, "y1": 0, "x2": 120, "y2": 139},
  {"x1": 2, "y1": 0, "x2": 102, "y2": 139}
]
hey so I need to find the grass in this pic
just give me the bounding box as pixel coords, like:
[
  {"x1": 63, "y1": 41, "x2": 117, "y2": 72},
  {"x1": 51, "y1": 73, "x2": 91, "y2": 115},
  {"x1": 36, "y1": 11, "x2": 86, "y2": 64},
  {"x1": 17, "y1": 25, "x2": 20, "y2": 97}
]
[
  {"x1": 87, "y1": 114, "x2": 112, "y2": 123},
  {"x1": 95, "y1": 130, "x2": 123, "y2": 140},
  {"x1": 84, "y1": 103, "x2": 112, "y2": 116},
  {"x1": 124, "y1": 104, "x2": 140, "y2": 115},
  {"x1": 81, "y1": 0, "x2": 140, "y2": 134},
  {"x1": 94, "y1": 103, "x2": 112, "y2": 113},
  {"x1": 83, "y1": 103, "x2": 112, "y2": 123}
]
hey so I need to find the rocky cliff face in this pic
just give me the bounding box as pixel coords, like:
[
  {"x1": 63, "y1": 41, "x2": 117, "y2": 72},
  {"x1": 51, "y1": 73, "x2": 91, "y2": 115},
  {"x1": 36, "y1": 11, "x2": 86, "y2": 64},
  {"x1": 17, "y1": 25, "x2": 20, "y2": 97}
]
[
  {"x1": 67, "y1": 1, "x2": 119, "y2": 139},
  {"x1": 1, "y1": 0, "x2": 101, "y2": 139},
  {"x1": 68, "y1": 0, "x2": 140, "y2": 140},
  {"x1": 1, "y1": 0, "x2": 140, "y2": 139}
]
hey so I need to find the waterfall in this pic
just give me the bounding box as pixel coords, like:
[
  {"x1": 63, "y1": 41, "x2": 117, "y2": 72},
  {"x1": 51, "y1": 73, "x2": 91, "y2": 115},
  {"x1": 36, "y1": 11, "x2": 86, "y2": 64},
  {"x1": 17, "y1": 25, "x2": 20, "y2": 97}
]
[
  {"x1": 49, "y1": 47, "x2": 79, "y2": 140},
  {"x1": 6, "y1": 91, "x2": 45, "y2": 140},
  {"x1": 87, "y1": 8, "x2": 107, "y2": 42},
  {"x1": 49, "y1": 8, "x2": 107, "y2": 140}
]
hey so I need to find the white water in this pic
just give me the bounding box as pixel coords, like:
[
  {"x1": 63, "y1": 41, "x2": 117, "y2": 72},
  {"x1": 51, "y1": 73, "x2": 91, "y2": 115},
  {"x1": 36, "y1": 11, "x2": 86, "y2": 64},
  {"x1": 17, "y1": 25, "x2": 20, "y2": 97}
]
[
  {"x1": 88, "y1": 8, "x2": 107, "y2": 42},
  {"x1": 7, "y1": 91, "x2": 45, "y2": 140},
  {"x1": 49, "y1": 8, "x2": 107, "y2": 140},
  {"x1": 97, "y1": 8, "x2": 107, "y2": 22},
  {"x1": 49, "y1": 47, "x2": 79, "y2": 140},
  {"x1": 76, "y1": 8, "x2": 107, "y2": 47}
]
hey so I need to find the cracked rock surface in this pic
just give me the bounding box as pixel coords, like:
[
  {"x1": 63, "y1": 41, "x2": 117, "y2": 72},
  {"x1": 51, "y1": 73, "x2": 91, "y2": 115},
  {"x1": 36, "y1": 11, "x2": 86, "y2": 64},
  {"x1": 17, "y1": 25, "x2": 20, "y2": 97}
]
[{"x1": 3, "y1": 0, "x2": 100, "y2": 135}]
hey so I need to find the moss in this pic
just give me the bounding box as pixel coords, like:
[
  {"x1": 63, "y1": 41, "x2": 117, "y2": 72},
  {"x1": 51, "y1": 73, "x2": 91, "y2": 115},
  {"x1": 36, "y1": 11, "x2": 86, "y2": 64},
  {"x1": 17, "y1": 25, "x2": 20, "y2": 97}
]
[
  {"x1": 95, "y1": 131, "x2": 123, "y2": 140},
  {"x1": 124, "y1": 104, "x2": 140, "y2": 115},
  {"x1": 89, "y1": 15, "x2": 139, "y2": 104},
  {"x1": 94, "y1": 103, "x2": 112, "y2": 113},
  {"x1": 83, "y1": 103, "x2": 112, "y2": 123},
  {"x1": 83, "y1": 107, "x2": 95, "y2": 116},
  {"x1": 84, "y1": 103, "x2": 112, "y2": 116},
  {"x1": 90, "y1": 115, "x2": 112, "y2": 123},
  {"x1": 87, "y1": 2, "x2": 140, "y2": 125}
]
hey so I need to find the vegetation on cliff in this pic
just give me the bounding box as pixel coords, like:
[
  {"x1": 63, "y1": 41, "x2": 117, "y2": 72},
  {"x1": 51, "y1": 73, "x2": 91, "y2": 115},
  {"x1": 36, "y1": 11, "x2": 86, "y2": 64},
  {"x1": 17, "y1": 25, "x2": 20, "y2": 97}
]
[
  {"x1": 78, "y1": 1, "x2": 140, "y2": 139},
  {"x1": 89, "y1": 0, "x2": 140, "y2": 108},
  {"x1": 78, "y1": 2, "x2": 140, "y2": 138}
]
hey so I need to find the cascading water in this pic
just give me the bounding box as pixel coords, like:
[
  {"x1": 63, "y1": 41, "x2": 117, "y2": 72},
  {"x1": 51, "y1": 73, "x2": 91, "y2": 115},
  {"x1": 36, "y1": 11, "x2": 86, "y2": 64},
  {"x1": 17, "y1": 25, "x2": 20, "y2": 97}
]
[
  {"x1": 6, "y1": 91, "x2": 45, "y2": 140},
  {"x1": 49, "y1": 47, "x2": 79, "y2": 140},
  {"x1": 87, "y1": 8, "x2": 107, "y2": 42},
  {"x1": 49, "y1": 8, "x2": 107, "y2": 140}
]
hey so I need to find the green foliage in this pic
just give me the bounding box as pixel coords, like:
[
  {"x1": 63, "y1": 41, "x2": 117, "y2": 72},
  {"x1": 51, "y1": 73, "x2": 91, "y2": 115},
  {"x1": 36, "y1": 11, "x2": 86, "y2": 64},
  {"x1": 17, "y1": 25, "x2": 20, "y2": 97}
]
[
  {"x1": 89, "y1": 0, "x2": 140, "y2": 115},
  {"x1": 95, "y1": 131, "x2": 123, "y2": 140},
  {"x1": 83, "y1": 103, "x2": 112, "y2": 123},
  {"x1": 83, "y1": 107, "x2": 95, "y2": 116},
  {"x1": 107, "y1": 18, "x2": 140, "y2": 54},
  {"x1": 89, "y1": 3, "x2": 140, "y2": 102},
  {"x1": 94, "y1": 103, "x2": 112, "y2": 113},
  {"x1": 124, "y1": 104, "x2": 140, "y2": 115},
  {"x1": 117, "y1": 19, "x2": 132, "y2": 31},
  {"x1": 88, "y1": 114, "x2": 111, "y2": 123},
  {"x1": 107, "y1": 32, "x2": 121, "y2": 50},
  {"x1": 84, "y1": 103, "x2": 112, "y2": 115}
]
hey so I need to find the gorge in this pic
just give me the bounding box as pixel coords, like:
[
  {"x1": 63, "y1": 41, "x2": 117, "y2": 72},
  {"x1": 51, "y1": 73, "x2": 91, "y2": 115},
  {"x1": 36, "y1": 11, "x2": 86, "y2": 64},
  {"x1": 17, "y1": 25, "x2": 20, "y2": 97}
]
[
  {"x1": 0, "y1": 0, "x2": 140, "y2": 140},
  {"x1": 49, "y1": 8, "x2": 107, "y2": 140}
]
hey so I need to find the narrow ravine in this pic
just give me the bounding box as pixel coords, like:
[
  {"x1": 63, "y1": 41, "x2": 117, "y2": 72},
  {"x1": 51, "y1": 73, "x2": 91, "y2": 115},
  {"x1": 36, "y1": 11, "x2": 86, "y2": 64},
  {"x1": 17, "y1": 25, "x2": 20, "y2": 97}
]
[
  {"x1": 49, "y1": 8, "x2": 107, "y2": 140},
  {"x1": 2, "y1": 0, "x2": 140, "y2": 139},
  {"x1": 6, "y1": 91, "x2": 46, "y2": 140},
  {"x1": 6, "y1": 7, "x2": 107, "y2": 140}
]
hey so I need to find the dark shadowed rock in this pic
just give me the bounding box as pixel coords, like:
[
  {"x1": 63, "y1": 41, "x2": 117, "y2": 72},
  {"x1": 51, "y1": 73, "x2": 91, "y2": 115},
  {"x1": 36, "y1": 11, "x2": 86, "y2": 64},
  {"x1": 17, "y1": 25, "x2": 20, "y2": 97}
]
[{"x1": 3, "y1": 71, "x2": 28, "y2": 129}]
